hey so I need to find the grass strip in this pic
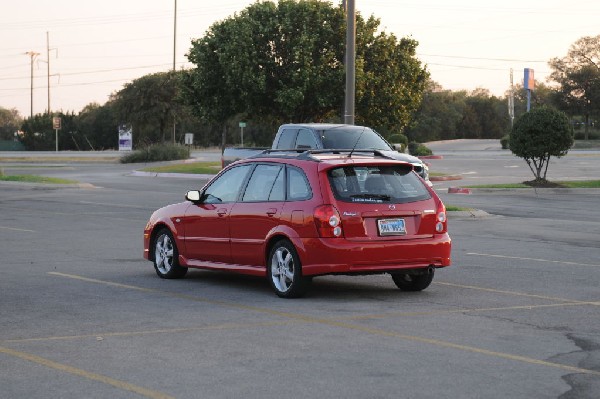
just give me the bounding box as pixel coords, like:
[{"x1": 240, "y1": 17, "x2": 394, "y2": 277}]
[
  {"x1": 0, "y1": 175, "x2": 78, "y2": 184},
  {"x1": 141, "y1": 162, "x2": 221, "y2": 175}
]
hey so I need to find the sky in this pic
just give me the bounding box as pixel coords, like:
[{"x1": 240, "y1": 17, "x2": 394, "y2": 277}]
[{"x1": 1, "y1": 0, "x2": 599, "y2": 117}]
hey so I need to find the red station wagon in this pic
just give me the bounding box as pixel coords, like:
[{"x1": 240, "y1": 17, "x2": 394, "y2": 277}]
[{"x1": 143, "y1": 150, "x2": 451, "y2": 298}]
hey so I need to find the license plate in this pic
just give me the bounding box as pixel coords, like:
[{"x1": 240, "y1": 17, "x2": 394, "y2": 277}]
[{"x1": 377, "y1": 218, "x2": 406, "y2": 236}]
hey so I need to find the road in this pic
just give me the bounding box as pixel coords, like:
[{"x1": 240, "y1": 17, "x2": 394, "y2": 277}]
[{"x1": 1, "y1": 144, "x2": 599, "y2": 398}]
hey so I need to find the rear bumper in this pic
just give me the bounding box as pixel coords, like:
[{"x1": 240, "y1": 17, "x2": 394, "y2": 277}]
[{"x1": 298, "y1": 234, "x2": 451, "y2": 276}]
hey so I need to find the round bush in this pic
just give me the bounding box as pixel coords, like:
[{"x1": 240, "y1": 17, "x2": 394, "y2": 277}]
[{"x1": 408, "y1": 142, "x2": 433, "y2": 156}]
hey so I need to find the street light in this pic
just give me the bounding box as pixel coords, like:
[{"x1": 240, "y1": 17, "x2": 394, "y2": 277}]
[{"x1": 172, "y1": 0, "x2": 177, "y2": 144}]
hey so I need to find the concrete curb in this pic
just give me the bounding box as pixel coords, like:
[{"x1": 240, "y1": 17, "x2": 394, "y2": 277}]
[
  {"x1": 448, "y1": 187, "x2": 472, "y2": 194},
  {"x1": 430, "y1": 175, "x2": 462, "y2": 182},
  {"x1": 447, "y1": 209, "x2": 491, "y2": 219},
  {"x1": 129, "y1": 171, "x2": 215, "y2": 179}
]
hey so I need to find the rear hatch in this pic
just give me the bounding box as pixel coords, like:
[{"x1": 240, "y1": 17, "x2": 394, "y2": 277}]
[{"x1": 325, "y1": 163, "x2": 439, "y2": 242}]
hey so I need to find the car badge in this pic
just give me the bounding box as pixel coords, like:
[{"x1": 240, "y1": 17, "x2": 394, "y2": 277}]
[
  {"x1": 343, "y1": 212, "x2": 357, "y2": 217},
  {"x1": 388, "y1": 204, "x2": 396, "y2": 210}
]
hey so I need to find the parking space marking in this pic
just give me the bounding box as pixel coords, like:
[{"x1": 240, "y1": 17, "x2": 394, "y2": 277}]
[
  {"x1": 340, "y1": 301, "x2": 596, "y2": 321},
  {"x1": 467, "y1": 252, "x2": 600, "y2": 268},
  {"x1": 0, "y1": 346, "x2": 174, "y2": 399},
  {"x1": 0, "y1": 225, "x2": 35, "y2": 233},
  {"x1": 47, "y1": 272, "x2": 600, "y2": 377},
  {"x1": 435, "y1": 281, "x2": 594, "y2": 304},
  {"x1": 2, "y1": 321, "x2": 299, "y2": 344}
]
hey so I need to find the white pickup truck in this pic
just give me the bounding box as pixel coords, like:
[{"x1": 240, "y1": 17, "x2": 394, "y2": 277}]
[{"x1": 221, "y1": 123, "x2": 429, "y2": 182}]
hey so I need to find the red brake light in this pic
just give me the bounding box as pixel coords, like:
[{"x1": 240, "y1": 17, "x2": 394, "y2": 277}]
[{"x1": 314, "y1": 205, "x2": 343, "y2": 238}]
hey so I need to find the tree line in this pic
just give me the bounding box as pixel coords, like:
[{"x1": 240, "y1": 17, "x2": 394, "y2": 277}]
[{"x1": 1, "y1": 0, "x2": 599, "y2": 151}]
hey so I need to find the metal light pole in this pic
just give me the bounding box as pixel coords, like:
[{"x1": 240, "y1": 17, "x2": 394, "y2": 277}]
[
  {"x1": 344, "y1": 0, "x2": 356, "y2": 125},
  {"x1": 172, "y1": 0, "x2": 177, "y2": 144},
  {"x1": 25, "y1": 51, "x2": 40, "y2": 118}
]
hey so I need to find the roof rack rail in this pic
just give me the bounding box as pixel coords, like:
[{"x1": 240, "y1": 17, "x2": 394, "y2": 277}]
[{"x1": 247, "y1": 148, "x2": 394, "y2": 162}]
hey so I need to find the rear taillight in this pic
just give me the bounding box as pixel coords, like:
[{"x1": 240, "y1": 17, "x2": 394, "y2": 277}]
[
  {"x1": 435, "y1": 203, "x2": 447, "y2": 233},
  {"x1": 314, "y1": 205, "x2": 343, "y2": 238}
]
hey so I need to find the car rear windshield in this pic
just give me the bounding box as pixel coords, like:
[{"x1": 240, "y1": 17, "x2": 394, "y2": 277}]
[
  {"x1": 328, "y1": 164, "x2": 431, "y2": 204},
  {"x1": 321, "y1": 127, "x2": 391, "y2": 150}
]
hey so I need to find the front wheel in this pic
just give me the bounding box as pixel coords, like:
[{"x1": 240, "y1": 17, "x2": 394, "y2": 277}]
[
  {"x1": 391, "y1": 269, "x2": 434, "y2": 291},
  {"x1": 267, "y1": 240, "x2": 310, "y2": 298},
  {"x1": 153, "y1": 228, "x2": 187, "y2": 279}
]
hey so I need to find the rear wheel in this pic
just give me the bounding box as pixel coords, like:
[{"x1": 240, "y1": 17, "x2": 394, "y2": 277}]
[
  {"x1": 267, "y1": 240, "x2": 310, "y2": 298},
  {"x1": 391, "y1": 269, "x2": 434, "y2": 291},
  {"x1": 153, "y1": 229, "x2": 187, "y2": 279}
]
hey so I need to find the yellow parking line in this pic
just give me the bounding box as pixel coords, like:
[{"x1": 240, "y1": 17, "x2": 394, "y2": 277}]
[
  {"x1": 47, "y1": 272, "x2": 600, "y2": 376},
  {"x1": 340, "y1": 301, "x2": 597, "y2": 321},
  {"x1": 467, "y1": 252, "x2": 600, "y2": 268},
  {"x1": 434, "y1": 281, "x2": 592, "y2": 304},
  {"x1": 3, "y1": 320, "x2": 297, "y2": 344},
  {"x1": 0, "y1": 346, "x2": 174, "y2": 399}
]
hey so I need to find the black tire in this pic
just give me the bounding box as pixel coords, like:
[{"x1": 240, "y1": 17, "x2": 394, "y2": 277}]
[
  {"x1": 267, "y1": 240, "x2": 311, "y2": 298},
  {"x1": 153, "y1": 228, "x2": 187, "y2": 279},
  {"x1": 391, "y1": 269, "x2": 434, "y2": 291}
]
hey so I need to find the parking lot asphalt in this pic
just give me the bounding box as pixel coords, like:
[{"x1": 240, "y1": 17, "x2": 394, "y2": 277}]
[{"x1": 1, "y1": 144, "x2": 599, "y2": 398}]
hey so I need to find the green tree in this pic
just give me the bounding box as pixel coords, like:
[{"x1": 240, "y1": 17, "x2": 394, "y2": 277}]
[
  {"x1": 509, "y1": 106, "x2": 574, "y2": 183},
  {"x1": 549, "y1": 35, "x2": 600, "y2": 139},
  {"x1": 182, "y1": 0, "x2": 428, "y2": 140},
  {"x1": 76, "y1": 102, "x2": 119, "y2": 150},
  {"x1": 20, "y1": 113, "x2": 53, "y2": 150},
  {"x1": 0, "y1": 107, "x2": 22, "y2": 140},
  {"x1": 111, "y1": 71, "x2": 184, "y2": 145},
  {"x1": 20, "y1": 112, "x2": 77, "y2": 151}
]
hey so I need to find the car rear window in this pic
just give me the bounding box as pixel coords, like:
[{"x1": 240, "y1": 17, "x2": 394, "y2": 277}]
[
  {"x1": 328, "y1": 164, "x2": 431, "y2": 204},
  {"x1": 321, "y1": 127, "x2": 390, "y2": 150}
]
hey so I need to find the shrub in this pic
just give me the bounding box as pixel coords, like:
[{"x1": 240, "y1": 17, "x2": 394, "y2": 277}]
[
  {"x1": 388, "y1": 133, "x2": 408, "y2": 152},
  {"x1": 408, "y1": 142, "x2": 433, "y2": 156},
  {"x1": 500, "y1": 134, "x2": 510, "y2": 149},
  {"x1": 120, "y1": 143, "x2": 190, "y2": 163},
  {"x1": 509, "y1": 106, "x2": 573, "y2": 182}
]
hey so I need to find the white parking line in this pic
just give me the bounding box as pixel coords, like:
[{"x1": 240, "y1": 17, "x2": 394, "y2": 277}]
[{"x1": 0, "y1": 225, "x2": 35, "y2": 233}]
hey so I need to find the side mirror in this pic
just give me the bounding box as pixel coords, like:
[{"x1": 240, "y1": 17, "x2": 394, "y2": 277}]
[{"x1": 185, "y1": 190, "x2": 202, "y2": 203}]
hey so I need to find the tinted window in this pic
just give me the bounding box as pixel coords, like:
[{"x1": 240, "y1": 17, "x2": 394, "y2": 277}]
[
  {"x1": 328, "y1": 165, "x2": 430, "y2": 204},
  {"x1": 321, "y1": 127, "x2": 391, "y2": 151},
  {"x1": 204, "y1": 165, "x2": 252, "y2": 203},
  {"x1": 295, "y1": 129, "x2": 318, "y2": 149},
  {"x1": 287, "y1": 167, "x2": 312, "y2": 201},
  {"x1": 275, "y1": 129, "x2": 298, "y2": 149},
  {"x1": 242, "y1": 164, "x2": 284, "y2": 202}
]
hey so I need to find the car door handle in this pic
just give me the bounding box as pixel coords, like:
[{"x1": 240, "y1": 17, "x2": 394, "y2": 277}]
[
  {"x1": 266, "y1": 208, "x2": 278, "y2": 217},
  {"x1": 217, "y1": 208, "x2": 228, "y2": 217}
]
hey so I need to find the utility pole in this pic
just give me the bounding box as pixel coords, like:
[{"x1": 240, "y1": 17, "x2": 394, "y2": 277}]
[
  {"x1": 343, "y1": 0, "x2": 356, "y2": 125},
  {"x1": 45, "y1": 32, "x2": 58, "y2": 114},
  {"x1": 172, "y1": 0, "x2": 177, "y2": 144},
  {"x1": 25, "y1": 51, "x2": 40, "y2": 118},
  {"x1": 508, "y1": 69, "x2": 514, "y2": 128}
]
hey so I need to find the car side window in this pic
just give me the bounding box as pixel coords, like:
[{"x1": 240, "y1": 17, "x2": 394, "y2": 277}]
[
  {"x1": 287, "y1": 167, "x2": 312, "y2": 201},
  {"x1": 295, "y1": 129, "x2": 318, "y2": 149},
  {"x1": 203, "y1": 164, "x2": 252, "y2": 203},
  {"x1": 275, "y1": 129, "x2": 298, "y2": 149},
  {"x1": 242, "y1": 164, "x2": 284, "y2": 202}
]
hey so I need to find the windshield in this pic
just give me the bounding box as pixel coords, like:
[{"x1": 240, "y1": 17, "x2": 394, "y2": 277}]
[
  {"x1": 321, "y1": 127, "x2": 392, "y2": 151},
  {"x1": 328, "y1": 165, "x2": 431, "y2": 204}
]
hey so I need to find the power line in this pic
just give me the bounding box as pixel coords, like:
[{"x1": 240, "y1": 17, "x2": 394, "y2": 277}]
[{"x1": 418, "y1": 53, "x2": 548, "y2": 63}]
